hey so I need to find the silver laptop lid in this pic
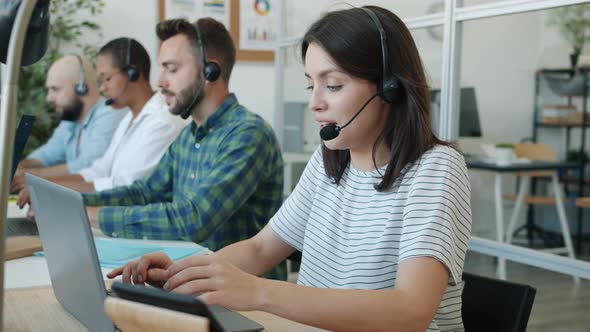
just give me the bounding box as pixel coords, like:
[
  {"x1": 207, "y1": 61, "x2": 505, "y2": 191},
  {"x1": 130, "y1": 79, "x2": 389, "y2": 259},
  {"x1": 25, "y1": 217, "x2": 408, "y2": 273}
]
[{"x1": 26, "y1": 174, "x2": 115, "y2": 332}]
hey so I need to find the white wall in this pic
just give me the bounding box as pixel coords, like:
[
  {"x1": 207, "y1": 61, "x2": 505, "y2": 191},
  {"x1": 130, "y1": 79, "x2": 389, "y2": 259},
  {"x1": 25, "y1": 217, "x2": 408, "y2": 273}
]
[{"x1": 73, "y1": 0, "x2": 160, "y2": 84}]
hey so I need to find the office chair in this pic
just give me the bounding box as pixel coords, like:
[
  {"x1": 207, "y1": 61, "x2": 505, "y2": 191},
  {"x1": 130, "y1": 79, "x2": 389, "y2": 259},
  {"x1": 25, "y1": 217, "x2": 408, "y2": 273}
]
[
  {"x1": 462, "y1": 272, "x2": 536, "y2": 332},
  {"x1": 286, "y1": 251, "x2": 301, "y2": 283}
]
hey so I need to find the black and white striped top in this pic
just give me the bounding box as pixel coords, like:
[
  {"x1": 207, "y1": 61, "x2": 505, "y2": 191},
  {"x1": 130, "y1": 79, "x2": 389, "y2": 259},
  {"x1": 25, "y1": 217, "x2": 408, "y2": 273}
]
[{"x1": 270, "y1": 145, "x2": 472, "y2": 331}]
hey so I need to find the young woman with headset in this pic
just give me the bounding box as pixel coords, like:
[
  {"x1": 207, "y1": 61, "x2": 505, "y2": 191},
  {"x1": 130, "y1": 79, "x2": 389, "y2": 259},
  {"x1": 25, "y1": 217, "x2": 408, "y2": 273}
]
[{"x1": 108, "y1": 6, "x2": 472, "y2": 331}]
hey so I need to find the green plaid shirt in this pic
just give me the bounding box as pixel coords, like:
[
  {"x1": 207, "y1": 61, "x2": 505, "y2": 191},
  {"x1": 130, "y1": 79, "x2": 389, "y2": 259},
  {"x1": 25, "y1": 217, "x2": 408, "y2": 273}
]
[{"x1": 84, "y1": 94, "x2": 285, "y2": 274}]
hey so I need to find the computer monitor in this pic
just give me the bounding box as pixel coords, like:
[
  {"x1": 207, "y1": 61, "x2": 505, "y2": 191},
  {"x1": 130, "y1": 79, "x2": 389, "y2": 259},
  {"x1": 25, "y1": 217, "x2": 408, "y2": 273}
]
[{"x1": 430, "y1": 87, "x2": 482, "y2": 137}]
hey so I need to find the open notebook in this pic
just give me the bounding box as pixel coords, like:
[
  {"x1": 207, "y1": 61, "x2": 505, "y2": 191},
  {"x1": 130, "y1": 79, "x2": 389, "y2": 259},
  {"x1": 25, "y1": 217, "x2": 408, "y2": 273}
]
[{"x1": 36, "y1": 237, "x2": 204, "y2": 268}]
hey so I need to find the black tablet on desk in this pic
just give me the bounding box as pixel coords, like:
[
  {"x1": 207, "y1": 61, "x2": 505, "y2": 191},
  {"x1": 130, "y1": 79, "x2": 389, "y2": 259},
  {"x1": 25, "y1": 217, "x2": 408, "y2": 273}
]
[{"x1": 111, "y1": 282, "x2": 263, "y2": 332}]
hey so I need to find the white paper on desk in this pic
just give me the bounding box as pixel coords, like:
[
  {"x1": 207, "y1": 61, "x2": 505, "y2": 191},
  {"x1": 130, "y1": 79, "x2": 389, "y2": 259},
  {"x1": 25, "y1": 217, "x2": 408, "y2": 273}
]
[
  {"x1": 35, "y1": 238, "x2": 204, "y2": 268},
  {"x1": 479, "y1": 144, "x2": 531, "y2": 164},
  {"x1": 480, "y1": 143, "x2": 496, "y2": 159}
]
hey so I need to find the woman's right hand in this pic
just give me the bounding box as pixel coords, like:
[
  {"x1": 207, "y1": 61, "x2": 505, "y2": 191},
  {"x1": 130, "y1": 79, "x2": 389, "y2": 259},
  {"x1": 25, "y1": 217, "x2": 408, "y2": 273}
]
[{"x1": 107, "y1": 252, "x2": 174, "y2": 288}]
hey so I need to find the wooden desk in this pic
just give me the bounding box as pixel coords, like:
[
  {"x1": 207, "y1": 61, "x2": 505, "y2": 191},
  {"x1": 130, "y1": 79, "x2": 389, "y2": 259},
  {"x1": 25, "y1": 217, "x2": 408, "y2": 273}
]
[{"x1": 3, "y1": 286, "x2": 327, "y2": 332}]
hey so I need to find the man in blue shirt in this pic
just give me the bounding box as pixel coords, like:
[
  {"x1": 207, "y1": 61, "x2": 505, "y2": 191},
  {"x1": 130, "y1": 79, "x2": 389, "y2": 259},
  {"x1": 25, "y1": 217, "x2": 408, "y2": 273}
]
[{"x1": 11, "y1": 55, "x2": 125, "y2": 193}]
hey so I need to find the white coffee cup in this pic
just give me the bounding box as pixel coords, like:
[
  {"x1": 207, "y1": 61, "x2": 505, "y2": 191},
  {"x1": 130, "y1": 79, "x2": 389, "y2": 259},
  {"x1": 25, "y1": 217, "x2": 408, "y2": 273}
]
[{"x1": 495, "y1": 147, "x2": 513, "y2": 166}]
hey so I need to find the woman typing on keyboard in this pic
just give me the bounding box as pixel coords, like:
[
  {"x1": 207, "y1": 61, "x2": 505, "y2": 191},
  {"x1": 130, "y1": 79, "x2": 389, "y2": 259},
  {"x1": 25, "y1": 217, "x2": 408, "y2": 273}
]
[{"x1": 108, "y1": 5, "x2": 472, "y2": 332}]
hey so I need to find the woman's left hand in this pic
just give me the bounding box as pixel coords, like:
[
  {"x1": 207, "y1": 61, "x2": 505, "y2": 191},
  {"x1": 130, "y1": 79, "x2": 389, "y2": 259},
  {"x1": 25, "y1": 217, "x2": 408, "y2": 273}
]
[{"x1": 163, "y1": 254, "x2": 265, "y2": 311}]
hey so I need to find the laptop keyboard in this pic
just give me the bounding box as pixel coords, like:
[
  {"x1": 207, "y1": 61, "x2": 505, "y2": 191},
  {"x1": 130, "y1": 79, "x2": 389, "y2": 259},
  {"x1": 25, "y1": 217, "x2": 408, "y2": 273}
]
[{"x1": 6, "y1": 218, "x2": 39, "y2": 236}]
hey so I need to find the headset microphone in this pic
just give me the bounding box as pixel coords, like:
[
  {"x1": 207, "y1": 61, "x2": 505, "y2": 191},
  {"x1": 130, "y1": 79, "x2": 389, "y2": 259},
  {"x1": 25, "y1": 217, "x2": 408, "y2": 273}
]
[
  {"x1": 178, "y1": 21, "x2": 221, "y2": 120},
  {"x1": 179, "y1": 78, "x2": 205, "y2": 119},
  {"x1": 180, "y1": 107, "x2": 192, "y2": 120},
  {"x1": 179, "y1": 92, "x2": 198, "y2": 119},
  {"x1": 319, "y1": 124, "x2": 340, "y2": 141},
  {"x1": 319, "y1": 91, "x2": 382, "y2": 141},
  {"x1": 105, "y1": 79, "x2": 130, "y2": 106},
  {"x1": 105, "y1": 38, "x2": 138, "y2": 107},
  {"x1": 320, "y1": 8, "x2": 401, "y2": 141}
]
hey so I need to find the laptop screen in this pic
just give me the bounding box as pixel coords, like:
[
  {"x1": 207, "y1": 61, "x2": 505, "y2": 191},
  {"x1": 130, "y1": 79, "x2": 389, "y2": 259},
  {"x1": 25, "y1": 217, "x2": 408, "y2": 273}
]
[{"x1": 11, "y1": 114, "x2": 35, "y2": 181}]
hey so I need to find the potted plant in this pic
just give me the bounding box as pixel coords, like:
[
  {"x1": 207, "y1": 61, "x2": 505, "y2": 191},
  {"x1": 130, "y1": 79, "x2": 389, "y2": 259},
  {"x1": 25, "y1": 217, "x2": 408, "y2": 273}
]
[
  {"x1": 495, "y1": 143, "x2": 514, "y2": 166},
  {"x1": 16, "y1": 0, "x2": 105, "y2": 155},
  {"x1": 547, "y1": 4, "x2": 590, "y2": 68}
]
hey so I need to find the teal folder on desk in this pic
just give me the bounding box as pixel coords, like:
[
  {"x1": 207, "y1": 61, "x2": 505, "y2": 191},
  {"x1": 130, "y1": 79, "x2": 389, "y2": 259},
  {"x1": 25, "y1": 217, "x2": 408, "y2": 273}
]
[{"x1": 36, "y1": 238, "x2": 204, "y2": 268}]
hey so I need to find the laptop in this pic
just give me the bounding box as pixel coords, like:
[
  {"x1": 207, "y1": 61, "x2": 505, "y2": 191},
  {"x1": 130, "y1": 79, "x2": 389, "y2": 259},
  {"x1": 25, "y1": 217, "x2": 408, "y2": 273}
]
[
  {"x1": 11, "y1": 114, "x2": 36, "y2": 182},
  {"x1": 26, "y1": 174, "x2": 264, "y2": 332},
  {"x1": 6, "y1": 114, "x2": 38, "y2": 237},
  {"x1": 5, "y1": 214, "x2": 39, "y2": 236}
]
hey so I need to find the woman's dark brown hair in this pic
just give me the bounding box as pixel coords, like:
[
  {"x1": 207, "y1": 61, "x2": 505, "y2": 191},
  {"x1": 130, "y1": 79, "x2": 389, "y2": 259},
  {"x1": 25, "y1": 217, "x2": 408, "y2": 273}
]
[{"x1": 301, "y1": 5, "x2": 448, "y2": 191}]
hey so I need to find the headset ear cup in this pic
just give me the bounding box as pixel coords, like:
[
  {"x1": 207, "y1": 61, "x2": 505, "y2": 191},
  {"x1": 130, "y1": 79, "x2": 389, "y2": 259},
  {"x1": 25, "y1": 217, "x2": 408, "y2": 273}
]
[
  {"x1": 380, "y1": 76, "x2": 398, "y2": 104},
  {"x1": 75, "y1": 83, "x2": 88, "y2": 96},
  {"x1": 203, "y1": 62, "x2": 220, "y2": 82},
  {"x1": 127, "y1": 66, "x2": 139, "y2": 82}
]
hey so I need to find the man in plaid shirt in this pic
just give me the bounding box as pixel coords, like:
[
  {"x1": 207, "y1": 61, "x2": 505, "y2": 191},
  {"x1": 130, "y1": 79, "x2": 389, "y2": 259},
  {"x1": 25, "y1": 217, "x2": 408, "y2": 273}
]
[{"x1": 84, "y1": 18, "x2": 285, "y2": 279}]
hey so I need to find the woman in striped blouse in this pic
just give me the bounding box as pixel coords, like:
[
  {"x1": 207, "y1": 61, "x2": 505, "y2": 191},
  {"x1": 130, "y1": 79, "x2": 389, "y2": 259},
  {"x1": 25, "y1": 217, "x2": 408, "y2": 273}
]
[{"x1": 109, "y1": 5, "x2": 472, "y2": 332}]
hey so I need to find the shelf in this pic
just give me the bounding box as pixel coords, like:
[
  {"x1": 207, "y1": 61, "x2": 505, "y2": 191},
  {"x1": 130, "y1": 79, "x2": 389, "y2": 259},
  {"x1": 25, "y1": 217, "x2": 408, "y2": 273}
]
[
  {"x1": 535, "y1": 122, "x2": 590, "y2": 128},
  {"x1": 536, "y1": 175, "x2": 590, "y2": 186},
  {"x1": 538, "y1": 68, "x2": 590, "y2": 74},
  {"x1": 534, "y1": 69, "x2": 589, "y2": 254},
  {"x1": 561, "y1": 175, "x2": 590, "y2": 185}
]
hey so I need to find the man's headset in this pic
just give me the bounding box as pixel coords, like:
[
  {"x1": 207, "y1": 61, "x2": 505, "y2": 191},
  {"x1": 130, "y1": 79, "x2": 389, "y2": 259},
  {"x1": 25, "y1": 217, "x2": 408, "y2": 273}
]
[
  {"x1": 74, "y1": 54, "x2": 88, "y2": 96},
  {"x1": 319, "y1": 8, "x2": 401, "y2": 141},
  {"x1": 179, "y1": 21, "x2": 222, "y2": 119},
  {"x1": 192, "y1": 22, "x2": 221, "y2": 82}
]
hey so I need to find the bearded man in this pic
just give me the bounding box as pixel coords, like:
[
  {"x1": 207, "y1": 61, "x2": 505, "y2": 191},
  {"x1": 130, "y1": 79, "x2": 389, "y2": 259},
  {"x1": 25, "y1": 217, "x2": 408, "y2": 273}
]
[
  {"x1": 81, "y1": 18, "x2": 286, "y2": 280},
  {"x1": 11, "y1": 55, "x2": 124, "y2": 193}
]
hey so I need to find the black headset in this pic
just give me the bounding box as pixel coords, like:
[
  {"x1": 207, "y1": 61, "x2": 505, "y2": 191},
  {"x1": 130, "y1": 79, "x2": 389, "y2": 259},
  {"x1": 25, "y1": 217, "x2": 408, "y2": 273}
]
[
  {"x1": 361, "y1": 7, "x2": 399, "y2": 104},
  {"x1": 190, "y1": 22, "x2": 221, "y2": 82},
  {"x1": 74, "y1": 54, "x2": 88, "y2": 96},
  {"x1": 124, "y1": 38, "x2": 140, "y2": 82}
]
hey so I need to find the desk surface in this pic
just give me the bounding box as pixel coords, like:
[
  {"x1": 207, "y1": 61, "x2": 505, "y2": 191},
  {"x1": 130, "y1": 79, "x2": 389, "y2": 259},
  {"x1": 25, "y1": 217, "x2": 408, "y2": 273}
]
[
  {"x1": 3, "y1": 286, "x2": 326, "y2": 332},
  {"x1": 466, "y1": 159, "x2": 580, "y2": 172},
  {"x1": 3, "y1": 236, "x2": 326, "y2": 331},
  {"x1": 4, "y1": 237, "x2": 203, "y2": 289}
]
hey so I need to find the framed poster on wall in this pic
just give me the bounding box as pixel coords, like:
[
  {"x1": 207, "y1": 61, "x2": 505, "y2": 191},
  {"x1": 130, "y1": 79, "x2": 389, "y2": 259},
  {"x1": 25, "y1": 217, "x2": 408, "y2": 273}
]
[
  {"x1": 158, "y1": 0, "x2": 274, "y2": 62},
  {"x1": 159, "y1": 0, "x2": 229, "y2": 27}
]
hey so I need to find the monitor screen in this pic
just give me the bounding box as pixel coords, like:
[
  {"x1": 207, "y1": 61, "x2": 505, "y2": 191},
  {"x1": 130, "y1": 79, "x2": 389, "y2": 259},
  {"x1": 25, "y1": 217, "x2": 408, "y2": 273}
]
[{"x1": 430, "y1": 87, "x2": 482, "y2": 137}]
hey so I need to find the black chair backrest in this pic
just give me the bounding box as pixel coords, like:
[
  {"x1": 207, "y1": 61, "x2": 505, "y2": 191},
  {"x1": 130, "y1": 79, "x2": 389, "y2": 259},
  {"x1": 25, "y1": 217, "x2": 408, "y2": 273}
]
[{"x1": 462, "y1": 272, "x2": 536, "y2": 332}]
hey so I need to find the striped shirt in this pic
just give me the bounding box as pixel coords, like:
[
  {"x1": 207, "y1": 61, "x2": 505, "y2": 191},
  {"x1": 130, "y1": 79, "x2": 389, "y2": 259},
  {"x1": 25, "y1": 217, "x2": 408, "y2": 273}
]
[{"x1": 270, "y1": 145, "x2": 472, "y2": 331}]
